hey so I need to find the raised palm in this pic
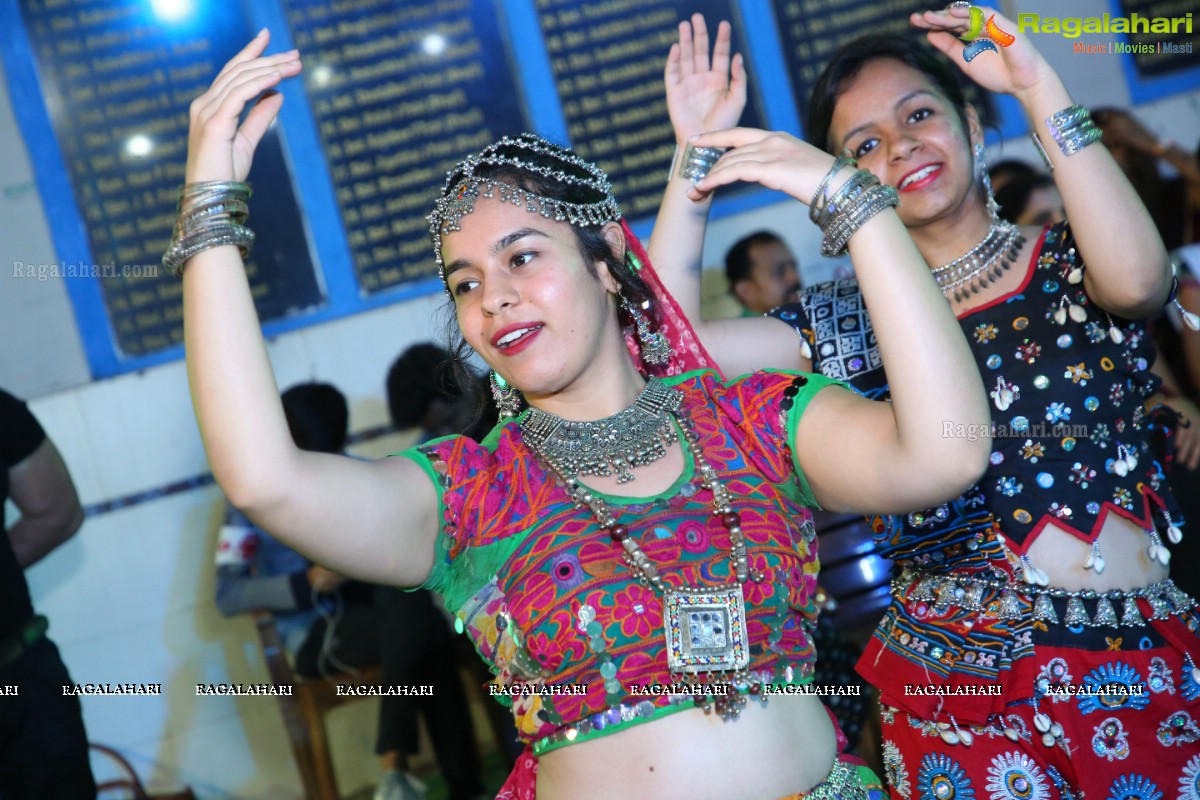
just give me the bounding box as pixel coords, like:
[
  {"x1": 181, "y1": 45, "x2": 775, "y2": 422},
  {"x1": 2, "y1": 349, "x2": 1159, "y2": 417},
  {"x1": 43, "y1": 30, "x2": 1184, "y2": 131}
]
[
  {"x1": 913, "y1": 6, "x2": 1053, "y2": 99},
  {"x1": 665, "y1": 15, "x2": 747, "y2": 143},
  {"x1": 185, "y1": 31, "x2": 300, "y2": 184}
]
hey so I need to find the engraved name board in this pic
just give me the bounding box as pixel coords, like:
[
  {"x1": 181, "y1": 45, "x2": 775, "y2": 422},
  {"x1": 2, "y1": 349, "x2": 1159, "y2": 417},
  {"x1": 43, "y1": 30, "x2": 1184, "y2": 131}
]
[
  {"x1": 284, "y1": 0, "x2": 529, "y2": 292},
  {"x1": 19, "y1": 0, "x2": 321, "y2": 358},
  {"x1": 770, "y1": 0, "x2": 939, "y2": 136},
  {"x1": 535, "y1": 0, "x2": 762, "y2": 219}
]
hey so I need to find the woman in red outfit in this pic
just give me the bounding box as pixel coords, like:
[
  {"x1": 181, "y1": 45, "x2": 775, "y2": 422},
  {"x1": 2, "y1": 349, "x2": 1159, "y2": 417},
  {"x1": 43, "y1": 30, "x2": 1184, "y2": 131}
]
[{"x1": 653, "y1": 8, "x2": 1200, "y2": 799}]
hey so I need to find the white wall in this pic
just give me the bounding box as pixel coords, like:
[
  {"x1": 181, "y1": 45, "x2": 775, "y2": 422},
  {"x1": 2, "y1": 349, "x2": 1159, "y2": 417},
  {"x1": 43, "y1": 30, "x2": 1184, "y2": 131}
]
[
  {"x1": 3, "y1": 1, "x2": 1200, "y2": 795},
  {"x1": 0, "y1": 58, "x2": 90, "y2": 398},
  {"x1": 24, "y1": 297, "x2": 441, "y2": 797}
]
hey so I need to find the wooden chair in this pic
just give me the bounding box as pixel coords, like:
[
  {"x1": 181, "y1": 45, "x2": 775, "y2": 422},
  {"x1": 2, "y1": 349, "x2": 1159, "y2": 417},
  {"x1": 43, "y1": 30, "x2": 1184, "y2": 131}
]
[
  {"x1": 252, "y1": 611, "x2": 384, "y2": 800},
  {"x1": 91, "y1": 742, "x2": 197, "y2": 800}
]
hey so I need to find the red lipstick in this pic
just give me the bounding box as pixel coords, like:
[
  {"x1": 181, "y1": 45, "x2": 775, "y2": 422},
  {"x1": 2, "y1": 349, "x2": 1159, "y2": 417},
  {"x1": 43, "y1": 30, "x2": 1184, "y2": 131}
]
[
  {"x1": 490, "y1": 322, "x2": 544, "y2": 355},
  {"x1": 897, "y1": 163, "x2": 942, "y2": 193}
]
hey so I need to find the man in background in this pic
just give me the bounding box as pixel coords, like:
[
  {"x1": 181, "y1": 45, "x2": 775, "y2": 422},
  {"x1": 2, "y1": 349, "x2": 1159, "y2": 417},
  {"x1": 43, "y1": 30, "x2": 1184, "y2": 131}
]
[
  {"x1": 386, "y1": 343, "x2": 496, "y2": 442},
  {"x1": 724, "y1": 230, "x2": 802, "y2": 315},
  {"x1": 0, "y1": 387, "x2": 94, "y2": 798}
]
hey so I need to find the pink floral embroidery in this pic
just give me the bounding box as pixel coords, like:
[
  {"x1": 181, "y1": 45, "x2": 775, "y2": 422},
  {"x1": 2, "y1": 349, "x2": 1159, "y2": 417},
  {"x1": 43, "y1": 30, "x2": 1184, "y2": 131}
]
[{"x1": 609, "y1": 584, "x2": 663, "y2": 639}]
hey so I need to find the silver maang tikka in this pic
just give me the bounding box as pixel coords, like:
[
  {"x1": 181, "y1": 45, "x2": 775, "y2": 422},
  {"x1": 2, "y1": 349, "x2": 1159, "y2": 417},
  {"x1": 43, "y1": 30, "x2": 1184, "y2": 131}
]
[{"x1": 428, "y1": 134, "x2": 624, "y2": 285}]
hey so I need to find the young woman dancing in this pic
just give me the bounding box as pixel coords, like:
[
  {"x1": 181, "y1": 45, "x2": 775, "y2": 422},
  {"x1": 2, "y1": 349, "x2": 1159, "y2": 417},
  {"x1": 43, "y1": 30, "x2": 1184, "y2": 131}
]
[
  {"x1": 654, "y1": 9, "x2": 1200, "y2": 799},
  {"x1": 174, "y1": 30, "x2": 991, "y2": 799}
]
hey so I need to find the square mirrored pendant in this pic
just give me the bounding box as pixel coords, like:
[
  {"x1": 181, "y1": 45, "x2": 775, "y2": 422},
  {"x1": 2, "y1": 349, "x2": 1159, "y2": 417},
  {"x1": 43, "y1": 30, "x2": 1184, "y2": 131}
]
[{"x1": 664, "y1": 586, "x2": 749, "y2": 673}]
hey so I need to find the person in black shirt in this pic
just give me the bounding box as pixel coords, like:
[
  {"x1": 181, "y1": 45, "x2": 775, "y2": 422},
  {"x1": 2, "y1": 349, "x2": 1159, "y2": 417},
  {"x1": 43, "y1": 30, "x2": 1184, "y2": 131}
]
[{"x1": 0, "y1": 388, "x2": 95, "y2": 798}]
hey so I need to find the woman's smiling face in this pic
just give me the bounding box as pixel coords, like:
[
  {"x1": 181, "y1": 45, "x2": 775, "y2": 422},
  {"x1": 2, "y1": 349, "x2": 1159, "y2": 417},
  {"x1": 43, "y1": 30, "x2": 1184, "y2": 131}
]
[
  {"x1": 829, "y1": 58, "x2": 982, "y2": 229},
  {"x1": 442, "y1": 196, "x2": 623, "y2": 404}
]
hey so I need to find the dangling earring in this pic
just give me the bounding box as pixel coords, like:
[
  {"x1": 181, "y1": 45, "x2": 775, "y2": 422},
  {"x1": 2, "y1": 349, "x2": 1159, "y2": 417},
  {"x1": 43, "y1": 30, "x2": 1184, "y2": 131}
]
[
  {"x1": 620, "y1": 295, "x2": 671, "y2": 365},
  {"x1": 490, "y1": 371, "x2": 522, "y2": 418},
  {"x1": 975, "y1": 143, "x2": 1000, "y2": 221},
  {"x1": 1169, "y1": 275, "x2": 1200, "y2": 331}
]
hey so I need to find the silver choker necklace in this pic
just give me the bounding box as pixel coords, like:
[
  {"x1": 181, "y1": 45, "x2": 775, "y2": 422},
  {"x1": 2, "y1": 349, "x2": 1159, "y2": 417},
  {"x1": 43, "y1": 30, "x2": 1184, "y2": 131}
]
[
  {"x1": 520, "y1": 378, "x2": 682, "y2": 484},
  {"x1": 932, "y1": 221, "x2": 1025, "y2": 303}
]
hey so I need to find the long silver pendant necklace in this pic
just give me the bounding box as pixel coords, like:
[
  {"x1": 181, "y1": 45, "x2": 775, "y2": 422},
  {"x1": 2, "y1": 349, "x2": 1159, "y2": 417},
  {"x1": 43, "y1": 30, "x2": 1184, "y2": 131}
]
[{"x1": 521, "y1": 379, "x2": 763, "y2": 719}]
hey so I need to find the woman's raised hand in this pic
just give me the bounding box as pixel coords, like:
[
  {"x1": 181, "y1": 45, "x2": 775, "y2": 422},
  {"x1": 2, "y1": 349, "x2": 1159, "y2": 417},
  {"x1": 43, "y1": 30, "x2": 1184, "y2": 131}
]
[
  {"x1": 664, "y1": 14, "x2": 746, "y2": 144},
  {"x1": 687, "y1": 128, "x2": 836, "y2": 204},
  {"x1": 911, "y1": 5, "x2": 1056, "y2": 102},
  {"x1": 186, "y1": 30, "x2": 302, "y2": 183}
]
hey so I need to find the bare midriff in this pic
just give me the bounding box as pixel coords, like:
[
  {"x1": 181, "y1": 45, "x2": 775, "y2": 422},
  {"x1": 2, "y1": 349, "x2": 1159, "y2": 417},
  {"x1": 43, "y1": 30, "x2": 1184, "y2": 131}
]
[
  {"x1": 1025, "y1": 512, "x2": 1169, "y2": 592},
  {"x1": 535, "y1": 693, "x2": 838, "y2": 800}
]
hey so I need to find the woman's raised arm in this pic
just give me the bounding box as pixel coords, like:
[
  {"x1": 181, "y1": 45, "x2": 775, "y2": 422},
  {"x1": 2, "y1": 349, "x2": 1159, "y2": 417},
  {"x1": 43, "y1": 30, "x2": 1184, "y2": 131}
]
[
  {"x1": 182, "y1": 32, "x2": 437, "y2": 586},
  {"x1": 913, "y1": 5, "x2": 1171, "y2": 317},
  {"x1": 690, "y1": 128, "x2": 991, "y2": 513},
  {"x1": 647, "y1": 15, "x2": 810, "y2": 377}
]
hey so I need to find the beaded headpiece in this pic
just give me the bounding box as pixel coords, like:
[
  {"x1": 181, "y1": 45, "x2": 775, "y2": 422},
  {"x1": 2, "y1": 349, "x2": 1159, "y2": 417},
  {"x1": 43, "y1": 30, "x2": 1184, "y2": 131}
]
[{"x1": 427, "y1": 133, "x2": 623, "y2": 281}]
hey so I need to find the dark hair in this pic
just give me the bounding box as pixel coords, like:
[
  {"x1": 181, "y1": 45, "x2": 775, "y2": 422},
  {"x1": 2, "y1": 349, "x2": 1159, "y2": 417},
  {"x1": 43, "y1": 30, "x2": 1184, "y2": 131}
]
[
  {"x1": 386, "y1": 343, "x2": 456, "y2": 429},
  {"x1": 280, "y1": 383, "x2": 348, "y2": 454},
  {"x1": 386, "y1": 343, "x2": 497, "y2": 440},
  {"x1": 435, "y1": 136, "x2": 670, "y2": 414},
  {"x1": 994, "y1": 173, "x2": 1056, "y2": 224},
  {"x1": 806, "y1": 35, "x2": 973, "y2": 155},
  {"x1": 724, "y1": 231, "x2": 784, "y2": 286},
  {"x1": 988, "y1": 159, "x2": 1038, "y2": 190}
]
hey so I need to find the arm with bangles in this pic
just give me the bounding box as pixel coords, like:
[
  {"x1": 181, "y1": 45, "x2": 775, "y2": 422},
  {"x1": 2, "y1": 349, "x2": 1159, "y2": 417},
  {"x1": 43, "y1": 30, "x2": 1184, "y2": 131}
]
[
  {"x1": 181, "y1": 31, "x2": 438, "y2": 588},
  {"x1": 651, "y1": 16, "x2": 989, "y2": 512},
  {"x1": 646, "y1": 15, "x2": 810, "y2": 378},
  {"x1": 913, "y1": 5, "x2": 1171, "y2": 316},
  {"x1": 685, "y1": 132, "x2": 990, "y2": 513}
]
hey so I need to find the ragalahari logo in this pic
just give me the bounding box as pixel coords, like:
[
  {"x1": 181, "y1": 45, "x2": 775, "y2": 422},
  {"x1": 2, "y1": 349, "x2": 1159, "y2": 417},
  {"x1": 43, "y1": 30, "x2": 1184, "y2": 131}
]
[{"x1": 959, "y1": 6, "x2": 1015, "y2": 61}]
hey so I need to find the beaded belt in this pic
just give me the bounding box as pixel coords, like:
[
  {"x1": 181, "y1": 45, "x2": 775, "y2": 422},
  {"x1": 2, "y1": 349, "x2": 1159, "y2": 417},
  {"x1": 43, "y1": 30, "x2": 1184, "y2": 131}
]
[
  {"x1": 894, "y1": 571, "x2": 1195, "y2": 628},
  {"x1": 533, "y1": 695, "x2": 689, "y2": 755},
  {"x1": 782, "y1": 759, "x2": 872, "y2": 800}
]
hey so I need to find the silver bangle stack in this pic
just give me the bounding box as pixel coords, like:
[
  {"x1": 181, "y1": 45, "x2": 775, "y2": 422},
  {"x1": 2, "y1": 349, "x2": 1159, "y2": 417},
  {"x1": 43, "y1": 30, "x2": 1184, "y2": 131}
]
[
  {"x1": 162, "y1": 181, "x2": 255, "y2": 277},
  {"x1": 678, "y1": 143, "x2": 725, "y2": 184},
  {"x1": 810, "y1": 158, "x2": 899, "y2": 257},
  {"x1": 1044, "y1": 104, "x2": 1103, "y2": 157},
  {"x1": 807, "y1": 154, "x2": 855, "y2": 218}
]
